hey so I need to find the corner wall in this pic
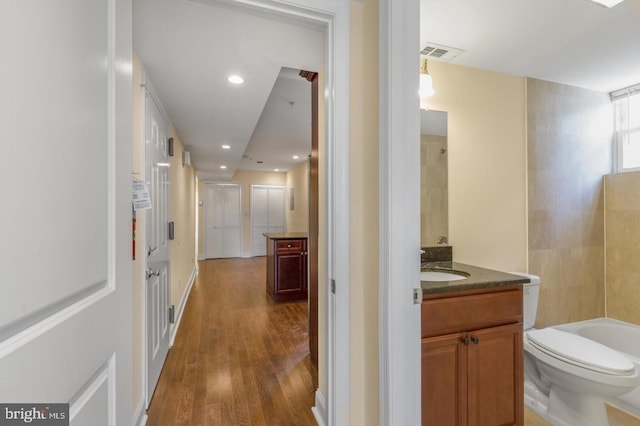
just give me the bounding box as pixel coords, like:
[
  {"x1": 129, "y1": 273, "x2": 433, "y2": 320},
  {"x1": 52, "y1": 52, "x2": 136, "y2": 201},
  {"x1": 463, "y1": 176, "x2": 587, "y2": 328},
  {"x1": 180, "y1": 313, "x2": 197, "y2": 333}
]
[{"x1": 527, "y1": 78, "x2": 613, "y2": 328}]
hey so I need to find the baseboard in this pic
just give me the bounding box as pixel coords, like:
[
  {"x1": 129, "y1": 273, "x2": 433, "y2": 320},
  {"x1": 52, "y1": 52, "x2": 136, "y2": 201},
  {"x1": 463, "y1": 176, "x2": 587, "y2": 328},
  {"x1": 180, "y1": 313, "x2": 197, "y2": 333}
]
[
  {"x1": 170, "y1": 265, "x2": 197, "y2": 345},
  {"x1": 133, "y1": 398, "x2": 147, "y2": 426},
  {"x1": 311, "y1": 389, "x2": 327, "y2": 426},
  {"x1": 242, "y1": 251, "x2": 252, "y2": 258}
]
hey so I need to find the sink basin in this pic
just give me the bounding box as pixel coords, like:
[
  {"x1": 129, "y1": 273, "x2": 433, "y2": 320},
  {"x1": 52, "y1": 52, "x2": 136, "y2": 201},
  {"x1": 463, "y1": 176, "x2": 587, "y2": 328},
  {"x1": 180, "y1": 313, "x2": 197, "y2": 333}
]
[{"x1": 421, "y1": 270, "x2": 469, "y2": 282}]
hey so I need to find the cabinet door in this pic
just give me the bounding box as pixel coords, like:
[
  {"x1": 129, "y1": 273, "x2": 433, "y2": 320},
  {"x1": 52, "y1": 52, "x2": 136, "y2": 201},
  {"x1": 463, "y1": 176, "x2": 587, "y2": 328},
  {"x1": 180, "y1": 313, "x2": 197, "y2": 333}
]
[
  {"x1": 275, "y1": 249, "x2": 305, "y2": 297},
  {"x1": 422, "y1": 333, "x2": 467, "y2": 426},
  {"x1": 467, "y1": 323, "x2": 523, "y2": 426}
]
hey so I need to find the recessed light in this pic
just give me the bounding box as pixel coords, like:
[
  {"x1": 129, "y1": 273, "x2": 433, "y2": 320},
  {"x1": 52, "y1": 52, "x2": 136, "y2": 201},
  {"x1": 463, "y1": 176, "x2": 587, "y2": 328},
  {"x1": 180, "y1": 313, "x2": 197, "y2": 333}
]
[
  {"x1": 221, "y1": 144, "x2": 231, "y2": 150},
  {"x1": 292, "y1": 155, "x2": 299, "y2": 159},
  {"x1": 274, "y1": 169, "x2": 280, "y2": 172},
  {"x1": 227, "y1": 75, "x2": 244, "y2": 85},
  {"x1": 220, "y1": 165, "x2": 227, "y2": 169},
  {"x1": 588, "y1": 0, "x2": 624, "y2": 6}
]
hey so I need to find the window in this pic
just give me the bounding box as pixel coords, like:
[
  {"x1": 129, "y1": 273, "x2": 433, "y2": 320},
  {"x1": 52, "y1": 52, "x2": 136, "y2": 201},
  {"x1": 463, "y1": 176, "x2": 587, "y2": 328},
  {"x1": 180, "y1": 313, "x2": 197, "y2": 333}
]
[{"x1": 613, "y1": 84, "x2": 640, "y2": 172}]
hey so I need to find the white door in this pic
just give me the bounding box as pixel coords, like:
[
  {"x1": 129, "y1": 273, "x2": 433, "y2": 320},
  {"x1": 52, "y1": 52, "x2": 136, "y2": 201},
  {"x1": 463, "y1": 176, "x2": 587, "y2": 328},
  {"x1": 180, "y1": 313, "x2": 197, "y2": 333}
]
[
  {"x1": 143, "y1": 83, "x2": 171, "y2": 406},
  {"x1": 0, "y1": 0, "x2": 133, "y2": 424},
  {"x1": 251, "y1": 185, "x2": 285, "y2": 256},
  {"x1": 204, "y1": 184, "x2": 242, "y2": 258}
]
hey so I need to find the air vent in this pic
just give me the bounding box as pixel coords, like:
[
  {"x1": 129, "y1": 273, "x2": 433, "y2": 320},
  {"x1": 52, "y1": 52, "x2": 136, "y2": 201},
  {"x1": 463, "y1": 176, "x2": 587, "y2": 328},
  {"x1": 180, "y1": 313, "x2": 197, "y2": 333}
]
[{"x1": 420, "y1": 42, "x2": 465, "y2": 63}]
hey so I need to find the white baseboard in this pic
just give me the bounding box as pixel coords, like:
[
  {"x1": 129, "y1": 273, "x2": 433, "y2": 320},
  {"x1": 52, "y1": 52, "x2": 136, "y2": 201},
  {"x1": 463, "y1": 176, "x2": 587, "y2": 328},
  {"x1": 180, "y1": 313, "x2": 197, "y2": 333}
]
[
  {"x1": 311, "y1": 389, "x2": 327, "y2": 426},
  {"x1": 133, "y1": 398, "x2": 147, "y2": 426},
  {"x1": 170, "y1": 265, "x2": 197, "y2": 345}
]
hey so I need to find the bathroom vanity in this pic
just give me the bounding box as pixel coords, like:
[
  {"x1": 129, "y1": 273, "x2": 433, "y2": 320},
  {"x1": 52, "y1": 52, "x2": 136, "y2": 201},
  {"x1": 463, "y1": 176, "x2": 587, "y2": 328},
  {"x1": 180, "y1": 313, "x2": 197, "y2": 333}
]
[{"x1": 421, "y1": 263, "x2": 529, "y2": 426}]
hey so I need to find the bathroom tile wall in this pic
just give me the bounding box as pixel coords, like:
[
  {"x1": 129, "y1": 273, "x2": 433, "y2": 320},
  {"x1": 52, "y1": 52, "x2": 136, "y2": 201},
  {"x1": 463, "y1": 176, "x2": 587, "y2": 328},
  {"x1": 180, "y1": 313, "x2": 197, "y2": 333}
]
[
  {"x1": 604, "y1": 171, "x2": 640, "y2": 325},
  {"x1": 527, "y1": 78, "x2": 613, "y2": 328},
  {"x1": 421, "y1": 134, "x2": 448, "y2": 246}
]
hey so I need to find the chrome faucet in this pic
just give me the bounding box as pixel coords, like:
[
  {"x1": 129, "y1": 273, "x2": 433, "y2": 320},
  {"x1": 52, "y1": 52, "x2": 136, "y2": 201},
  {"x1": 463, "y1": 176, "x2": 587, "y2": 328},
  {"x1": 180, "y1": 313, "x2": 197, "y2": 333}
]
[{"x1": 437, "y1": 236, "x2": 448, "y2": 245}]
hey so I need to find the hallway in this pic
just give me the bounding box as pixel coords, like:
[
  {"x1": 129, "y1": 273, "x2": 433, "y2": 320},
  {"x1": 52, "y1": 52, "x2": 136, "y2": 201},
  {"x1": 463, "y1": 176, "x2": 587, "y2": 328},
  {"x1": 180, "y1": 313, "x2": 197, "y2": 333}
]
[{"x1": 146, "y1": 257, "x2": 317, "y2": 425}]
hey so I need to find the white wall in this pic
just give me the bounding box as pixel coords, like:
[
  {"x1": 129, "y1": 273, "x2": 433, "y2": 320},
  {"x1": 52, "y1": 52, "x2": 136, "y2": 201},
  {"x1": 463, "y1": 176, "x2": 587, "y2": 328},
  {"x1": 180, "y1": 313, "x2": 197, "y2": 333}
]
[{"x1": 425, "y1": 62, "x2": 528, "y2": 272}]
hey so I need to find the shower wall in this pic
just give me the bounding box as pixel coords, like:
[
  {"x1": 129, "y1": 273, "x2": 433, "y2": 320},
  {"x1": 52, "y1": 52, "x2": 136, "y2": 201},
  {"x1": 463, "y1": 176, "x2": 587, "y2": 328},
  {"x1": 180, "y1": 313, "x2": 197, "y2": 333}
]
[{"x1": 527, "y1": 78, "x2": 613, "y2": 328}]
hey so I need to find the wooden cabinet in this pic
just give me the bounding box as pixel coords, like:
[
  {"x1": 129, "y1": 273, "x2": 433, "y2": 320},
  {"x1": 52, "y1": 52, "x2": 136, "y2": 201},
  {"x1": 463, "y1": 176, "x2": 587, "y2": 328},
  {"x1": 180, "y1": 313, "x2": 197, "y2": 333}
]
[
  {"x1": 265, "y1": 236, "x2": 308, "y2": 302},
  {"x1": 422, "y1": 286, "x2": 523, "y2": 426}
]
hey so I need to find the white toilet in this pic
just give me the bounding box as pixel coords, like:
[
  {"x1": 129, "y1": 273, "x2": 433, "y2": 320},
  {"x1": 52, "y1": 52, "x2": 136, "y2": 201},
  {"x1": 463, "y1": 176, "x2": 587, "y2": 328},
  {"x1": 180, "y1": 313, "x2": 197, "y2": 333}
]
[{"x1": 522, "y1": 274, "x2": 640, "y2": 426}]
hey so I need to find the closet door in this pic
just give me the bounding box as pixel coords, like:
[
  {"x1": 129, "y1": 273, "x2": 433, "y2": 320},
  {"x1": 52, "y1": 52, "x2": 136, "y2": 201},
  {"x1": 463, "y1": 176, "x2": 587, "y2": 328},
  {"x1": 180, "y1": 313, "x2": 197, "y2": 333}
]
[
  {"x1": 251, "y1": 185, "x2": 285, "y2": 256},
  {"x1": 204, "y1": 183, "x2": 241, "y2": 258}
]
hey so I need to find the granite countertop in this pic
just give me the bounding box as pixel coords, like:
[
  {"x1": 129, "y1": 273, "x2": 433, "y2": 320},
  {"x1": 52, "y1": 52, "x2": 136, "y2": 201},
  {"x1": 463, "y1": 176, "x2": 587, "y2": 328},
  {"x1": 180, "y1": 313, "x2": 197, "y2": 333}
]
[
  {"x1": 421, "y1": 261, "x2": 530, "y2": 295},
  {"x1": 262, "y1": 232, "x2": 308, "y2": 239}
]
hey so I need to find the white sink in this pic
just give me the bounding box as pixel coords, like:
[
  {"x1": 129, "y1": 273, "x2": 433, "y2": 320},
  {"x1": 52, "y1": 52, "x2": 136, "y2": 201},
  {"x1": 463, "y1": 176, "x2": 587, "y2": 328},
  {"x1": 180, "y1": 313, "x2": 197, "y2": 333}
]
[{"x1": 421, "y1": 270, "x2": 469, "y2": 282}]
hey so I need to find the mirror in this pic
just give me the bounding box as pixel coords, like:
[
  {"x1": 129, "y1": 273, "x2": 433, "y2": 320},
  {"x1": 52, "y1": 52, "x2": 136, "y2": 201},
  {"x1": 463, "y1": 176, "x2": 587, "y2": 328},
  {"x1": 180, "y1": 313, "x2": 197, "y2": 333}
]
[{"x1": 420, "y1": 109, "x2": 448, "y2": 247}]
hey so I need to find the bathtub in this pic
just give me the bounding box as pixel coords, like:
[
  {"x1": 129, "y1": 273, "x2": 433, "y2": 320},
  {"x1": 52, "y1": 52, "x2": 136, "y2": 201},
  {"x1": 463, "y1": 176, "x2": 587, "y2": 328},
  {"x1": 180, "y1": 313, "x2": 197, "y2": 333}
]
[{"x1": 554, "y1": 317, "x2": 640, "y2": 418}]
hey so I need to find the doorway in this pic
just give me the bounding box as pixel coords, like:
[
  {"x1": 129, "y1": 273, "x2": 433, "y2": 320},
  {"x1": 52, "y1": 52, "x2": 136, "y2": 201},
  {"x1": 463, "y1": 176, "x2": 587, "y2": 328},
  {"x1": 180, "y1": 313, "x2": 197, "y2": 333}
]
[{"x1": 204, "y1": 183, "x2": 242, "y2": 259}]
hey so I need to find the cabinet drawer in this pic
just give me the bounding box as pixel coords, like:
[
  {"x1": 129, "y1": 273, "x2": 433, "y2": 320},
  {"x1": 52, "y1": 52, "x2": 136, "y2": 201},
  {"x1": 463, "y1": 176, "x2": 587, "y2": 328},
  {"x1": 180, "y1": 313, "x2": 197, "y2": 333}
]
[
  {"x1": 421, "y1": 288, "x2": 522, "y2": 338},
  {"x1": 275, "y1": 239, "x2": 304, "y2": 253}
]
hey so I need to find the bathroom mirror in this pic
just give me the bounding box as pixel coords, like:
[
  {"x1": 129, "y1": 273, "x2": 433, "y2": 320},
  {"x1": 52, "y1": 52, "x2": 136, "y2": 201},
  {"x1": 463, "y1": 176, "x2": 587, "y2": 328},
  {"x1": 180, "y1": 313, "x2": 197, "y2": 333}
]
[{"x1": 421, "y1": 109, "x2": 448, "y2": 246}]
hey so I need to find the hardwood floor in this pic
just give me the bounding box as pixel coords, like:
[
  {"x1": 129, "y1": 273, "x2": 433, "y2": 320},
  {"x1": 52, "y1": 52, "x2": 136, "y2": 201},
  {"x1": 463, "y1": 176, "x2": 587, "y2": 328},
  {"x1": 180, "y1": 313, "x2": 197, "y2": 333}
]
[{"x1": 146, "y1": 257, "x2": 318, "y2": 426}]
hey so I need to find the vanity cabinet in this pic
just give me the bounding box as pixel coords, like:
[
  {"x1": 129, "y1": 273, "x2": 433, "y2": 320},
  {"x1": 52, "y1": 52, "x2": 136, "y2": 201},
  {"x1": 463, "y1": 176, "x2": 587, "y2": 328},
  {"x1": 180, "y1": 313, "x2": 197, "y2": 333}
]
[
  {"x1": 421, "y1": 286, "x2": 523, "y2": 426},
  {"x1": 265, "y1": 235, "x2": 307, "y2": 302}
]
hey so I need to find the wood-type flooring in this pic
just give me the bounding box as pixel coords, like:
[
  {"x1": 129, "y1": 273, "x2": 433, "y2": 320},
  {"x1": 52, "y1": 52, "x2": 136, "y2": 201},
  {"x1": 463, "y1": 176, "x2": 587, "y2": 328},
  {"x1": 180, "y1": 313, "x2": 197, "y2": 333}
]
[{"x1": 146, "y1": 257, "x2": 317, "y2": 426}]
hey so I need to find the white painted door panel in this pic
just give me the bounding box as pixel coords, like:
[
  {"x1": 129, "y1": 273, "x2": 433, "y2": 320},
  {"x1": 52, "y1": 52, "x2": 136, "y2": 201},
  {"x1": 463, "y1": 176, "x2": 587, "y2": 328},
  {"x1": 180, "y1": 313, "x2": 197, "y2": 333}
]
[
  {"x1": 144, "y1": 86, "x2": 171, "y2": 406},
  {"x1": 0, "y1": 0, "x2": 132, "y2": 424},
  {"x1": 204, "y1": 184, "x2": 241, "y2": 258},
  {"x1": 251, "y1": 185, "x2": 285, "y2": 256}
]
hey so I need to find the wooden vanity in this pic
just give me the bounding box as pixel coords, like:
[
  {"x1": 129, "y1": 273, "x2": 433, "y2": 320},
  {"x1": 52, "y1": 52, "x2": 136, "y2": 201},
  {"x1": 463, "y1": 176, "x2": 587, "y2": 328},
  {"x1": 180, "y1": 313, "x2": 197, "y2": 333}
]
[{"x1": 421, "y1": 263, "x2": 527, "y2": 426}]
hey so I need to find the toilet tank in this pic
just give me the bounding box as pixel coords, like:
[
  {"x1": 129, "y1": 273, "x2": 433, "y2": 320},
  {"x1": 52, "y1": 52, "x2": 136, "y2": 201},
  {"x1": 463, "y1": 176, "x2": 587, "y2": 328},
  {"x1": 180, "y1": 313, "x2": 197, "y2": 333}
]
[{"x1": 513, "y1": 273, "x2": 540, "y2": 330}]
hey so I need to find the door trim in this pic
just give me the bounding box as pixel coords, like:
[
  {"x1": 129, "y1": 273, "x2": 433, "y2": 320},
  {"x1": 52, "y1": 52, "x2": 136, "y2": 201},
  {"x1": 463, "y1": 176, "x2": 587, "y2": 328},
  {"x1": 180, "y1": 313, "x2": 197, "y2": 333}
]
[
  {"x1": 379, "y1": 0, "x2": 421, "y2": 425},
  {"x1": 228, "y1": 0, "x2": 351, "y2": 424}
]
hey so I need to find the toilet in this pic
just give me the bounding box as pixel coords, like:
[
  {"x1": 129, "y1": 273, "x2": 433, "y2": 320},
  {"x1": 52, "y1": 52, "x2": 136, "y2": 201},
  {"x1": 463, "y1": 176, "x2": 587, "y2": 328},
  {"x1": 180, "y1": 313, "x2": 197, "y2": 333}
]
[{"x1": 521, "y1": 273, "x2": 640, "y2": 426}]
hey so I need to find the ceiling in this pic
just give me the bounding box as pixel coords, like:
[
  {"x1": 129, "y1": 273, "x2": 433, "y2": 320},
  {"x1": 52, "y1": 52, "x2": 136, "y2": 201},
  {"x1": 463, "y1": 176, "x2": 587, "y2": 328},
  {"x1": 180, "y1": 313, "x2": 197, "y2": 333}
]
[{"x1": 134, "y1": 0, "x2": 640, "y2": 181}]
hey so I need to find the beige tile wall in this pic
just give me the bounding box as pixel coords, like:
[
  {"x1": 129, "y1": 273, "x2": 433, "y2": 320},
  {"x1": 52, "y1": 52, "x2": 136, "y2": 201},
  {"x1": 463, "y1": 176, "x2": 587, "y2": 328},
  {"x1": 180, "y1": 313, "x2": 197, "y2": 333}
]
[
  {"x1": 605, "y1": 171, "x2": 640, "y2": 325},
  {"x1": 527, "y1": 78, "x2": 613, "y2": 328},
  {"x1": 421, "y1": 134, "x2": 448, "y2": 246}
]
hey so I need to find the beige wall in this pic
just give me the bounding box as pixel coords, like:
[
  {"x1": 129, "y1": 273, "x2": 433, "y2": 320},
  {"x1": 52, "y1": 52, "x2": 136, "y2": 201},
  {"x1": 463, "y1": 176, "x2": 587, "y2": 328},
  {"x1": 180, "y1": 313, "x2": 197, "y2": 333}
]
[
  {"x1": 421, "y1": 134, "x2": 448, "y2": 246},
  {"x1": 426, "y1": 62, "x2": 528, "y2": 272},
  {"x1": 131, "y1": 54, "x2": 145, "y2": 414},
  {"x1": 285, "y1": 160, "x2": 309, "y2": 232},
  {"x1": 350, "y1": 0, "x2": 379, "y2": 424},
  {"x1": 605, "y1": 171, "x2": 640, "y2": 325},
  {"x1": 131, "y1": 54, "x2": 197, "y2": 414},
  {"x1": 527, "y1": 78, "x2": 613, "y2": 328}
]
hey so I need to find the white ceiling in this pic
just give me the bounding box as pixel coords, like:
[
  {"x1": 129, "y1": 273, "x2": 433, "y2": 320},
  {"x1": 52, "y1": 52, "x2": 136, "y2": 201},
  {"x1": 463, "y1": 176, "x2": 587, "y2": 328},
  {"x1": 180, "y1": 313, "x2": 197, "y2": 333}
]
[{"x1": 134, "y1": 0, "x2": 640, "y2": 181}]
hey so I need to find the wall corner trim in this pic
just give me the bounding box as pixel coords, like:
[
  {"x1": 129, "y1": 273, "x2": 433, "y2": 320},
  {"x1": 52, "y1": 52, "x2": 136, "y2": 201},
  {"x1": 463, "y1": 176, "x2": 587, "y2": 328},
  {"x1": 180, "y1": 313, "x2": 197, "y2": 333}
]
[{"x1": 311, "y1": 389, "x2": 327, "y2": 426}]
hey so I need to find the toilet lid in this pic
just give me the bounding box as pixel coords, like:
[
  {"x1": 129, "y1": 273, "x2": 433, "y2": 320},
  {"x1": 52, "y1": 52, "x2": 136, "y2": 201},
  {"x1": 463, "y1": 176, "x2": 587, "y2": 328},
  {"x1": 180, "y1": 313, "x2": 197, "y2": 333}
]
[{"x1": 527, "y1": 328, "x2": 635, "y2": 376}]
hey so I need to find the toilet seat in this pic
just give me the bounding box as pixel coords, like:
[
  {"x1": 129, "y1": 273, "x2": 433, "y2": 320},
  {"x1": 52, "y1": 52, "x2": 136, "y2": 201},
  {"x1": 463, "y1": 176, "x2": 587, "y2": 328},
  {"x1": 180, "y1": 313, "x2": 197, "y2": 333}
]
[{"x1": 527, "y1": 328, "x2": 634, "y2": 376}]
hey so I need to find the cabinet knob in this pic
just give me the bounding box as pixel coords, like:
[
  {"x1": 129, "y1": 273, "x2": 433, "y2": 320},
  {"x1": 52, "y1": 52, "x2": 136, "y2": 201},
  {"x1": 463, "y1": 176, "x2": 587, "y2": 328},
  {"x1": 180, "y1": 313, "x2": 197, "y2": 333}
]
[
  {"x1": 471, "y1": 335, "x2": 480, "y2": 345},
  {"x1": 461, "y1": 336, "x2": 470, "y2": 346},
  {"x1": 287, "y1": 244, "x2": 292, "y2": 248}
]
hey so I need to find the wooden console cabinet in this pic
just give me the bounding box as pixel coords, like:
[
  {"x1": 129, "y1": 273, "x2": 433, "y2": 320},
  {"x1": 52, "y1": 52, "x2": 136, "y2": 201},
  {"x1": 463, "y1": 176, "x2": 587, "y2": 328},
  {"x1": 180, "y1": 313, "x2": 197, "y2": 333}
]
[
  {"x1": 421, "y1": 285, "x2": 523, "y2": 426},
  {"x1": 264, "y1": 233, "x2": 308, "y2": 302}
]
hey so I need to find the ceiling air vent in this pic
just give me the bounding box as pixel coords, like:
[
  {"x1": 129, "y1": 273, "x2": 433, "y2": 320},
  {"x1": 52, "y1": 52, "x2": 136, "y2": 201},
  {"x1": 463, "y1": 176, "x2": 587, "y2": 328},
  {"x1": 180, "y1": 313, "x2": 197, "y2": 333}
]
[{"x1": 420, "y1": 42, "x2": 465, "y2": 63}]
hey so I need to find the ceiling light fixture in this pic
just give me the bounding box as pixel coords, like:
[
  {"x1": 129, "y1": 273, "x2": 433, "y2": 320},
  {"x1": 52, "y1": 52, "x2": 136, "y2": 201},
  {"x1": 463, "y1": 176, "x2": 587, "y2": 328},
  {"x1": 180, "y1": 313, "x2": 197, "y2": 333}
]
[
  {"x1": 275, "y1": 169, "x2": 280, "y2": 172},
  {"x1": 220, "y1": 165, "x2": 227, "y2": 169},
  {"x1": 292, "y1": 155, "x2": 299, "y2": 159},
  {"x1": 419, "y1": 58, "x2": 435, "y2": 98},
  {"x1": 227, "y1": 74, "x2": 245, "y2": 85},
  {"x1": 588, "y1": 0, "x2": 625, "y2": 7},
  {"x1": 221, "y1": 144, "x2": 231, "y2": 150}
]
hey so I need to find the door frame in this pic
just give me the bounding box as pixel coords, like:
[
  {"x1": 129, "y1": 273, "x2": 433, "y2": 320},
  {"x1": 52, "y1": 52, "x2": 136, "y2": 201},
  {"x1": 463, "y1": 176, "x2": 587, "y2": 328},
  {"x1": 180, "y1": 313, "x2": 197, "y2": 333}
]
[
  {"x1": 228, "y1": 0, "x2": 350, "y2": 424},
  {"x1": 379, "y1": 1, "x2": 421, "y2": 425}
]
